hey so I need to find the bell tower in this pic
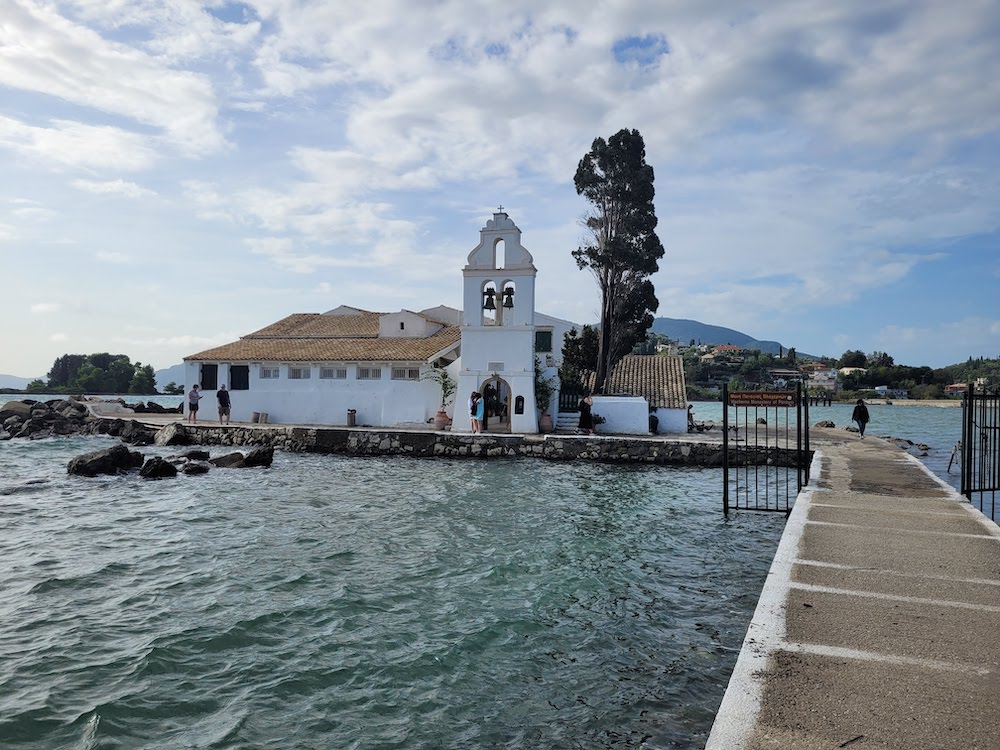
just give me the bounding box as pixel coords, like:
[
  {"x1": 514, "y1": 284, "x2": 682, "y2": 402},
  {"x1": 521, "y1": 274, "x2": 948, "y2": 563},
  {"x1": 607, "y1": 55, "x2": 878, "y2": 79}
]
[{"x1": 457, "y1": 209, "x2": 539, "y2": 433}]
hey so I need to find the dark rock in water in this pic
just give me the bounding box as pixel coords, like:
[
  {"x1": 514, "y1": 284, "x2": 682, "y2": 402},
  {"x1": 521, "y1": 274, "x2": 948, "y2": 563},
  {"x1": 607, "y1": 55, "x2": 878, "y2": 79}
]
[
  {"x1": 0, "y1": 401, "x2": 33, "y2": 421},
  {"x1": 182, "y1": 460, "x2": 211, "y2": 475},
  {"x1": 0, "y1": 479, "x2": 50, "y2": 495},
  {"x1": 68, "y1": 444, "x2": 144, "y2": 477},
  {"x1": 211, "y1": 452, "x2": 247, "y2": 468},
  {"x1": 117, "y1": 420, "x2": 156, "y2": 446},
  {"x1": 209, "y1": 446, "x2": 273, "y2": 468},
  {"x1": 756, "y1": 417, "x2": 767, "y2": 424},
  {"x1": 815, "y1": 420, "x2": 836, "y2": 428},
  {"x1": 140, "y1": 456, "x2": 179, "y2": 479},
  {"x1": 154, "y1": 423, "x2": 190, "y2": 446},
  {"x1": 176, "y1": 449, "x2": 210, "y2": 461},
  {"x1": 242, "y1": 446, "x2": 274, "y2": 468}
]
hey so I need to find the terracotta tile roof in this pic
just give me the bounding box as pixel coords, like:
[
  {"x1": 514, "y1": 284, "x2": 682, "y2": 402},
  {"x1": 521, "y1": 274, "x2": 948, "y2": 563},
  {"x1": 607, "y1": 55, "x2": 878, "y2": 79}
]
[
  {"x1": 587, "y1": 354, "x2": 687, "y2": 409},
  {"x1": 186, "y1": 310, "x2": 461, "y2": 363}
]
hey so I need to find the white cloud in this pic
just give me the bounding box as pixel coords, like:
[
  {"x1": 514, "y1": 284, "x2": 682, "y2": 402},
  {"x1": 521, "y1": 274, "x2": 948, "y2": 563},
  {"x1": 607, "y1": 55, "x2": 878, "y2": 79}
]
[
  {"x1": 72, "y1": 179, "x2": 155, "y2": 198},
  {"x1": 0, "y1": 116, "x2": 159, "y2": 171},
  {"x1": 48, "y1": 332, "x2": 69, "y2": 342},
  {"x1": 96, "y1": 251, "x2": 130, "y2": 263},
  {"x1": 0, "y1": 0, "x2": 226, "y2": 157},
  {"x1": 31, "y1": 303, "x2": 61, "y2": 314}
]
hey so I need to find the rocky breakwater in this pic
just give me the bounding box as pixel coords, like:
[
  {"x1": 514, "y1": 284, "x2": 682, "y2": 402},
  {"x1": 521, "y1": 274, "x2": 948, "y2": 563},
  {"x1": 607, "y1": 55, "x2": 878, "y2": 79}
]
[
  {"x1": 1, "y1": 398, "x2": 158, "y2": 443},
  {"x1": 67, "y1": 442, "x2": 274, "y2": 480}
]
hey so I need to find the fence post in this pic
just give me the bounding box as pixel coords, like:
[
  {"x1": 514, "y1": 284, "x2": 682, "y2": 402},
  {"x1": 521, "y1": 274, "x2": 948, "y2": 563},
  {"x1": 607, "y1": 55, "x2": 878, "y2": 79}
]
[{"x1": 722, "y1": 384, "x2": 730, "y2": 517}]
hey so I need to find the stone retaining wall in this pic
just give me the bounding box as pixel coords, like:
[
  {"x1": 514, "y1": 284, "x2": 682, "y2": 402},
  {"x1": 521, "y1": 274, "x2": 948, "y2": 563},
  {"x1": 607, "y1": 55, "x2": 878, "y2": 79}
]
[{"x1": 162, "y1": 423, "x2": 808, "y2": 467}]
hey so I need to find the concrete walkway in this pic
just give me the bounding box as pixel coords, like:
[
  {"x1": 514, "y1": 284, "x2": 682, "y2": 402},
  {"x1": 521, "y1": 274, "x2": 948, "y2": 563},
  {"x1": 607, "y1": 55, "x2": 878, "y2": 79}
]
[{"x1": 707, "y1": 432, "x2": 1000, "y2": 750}]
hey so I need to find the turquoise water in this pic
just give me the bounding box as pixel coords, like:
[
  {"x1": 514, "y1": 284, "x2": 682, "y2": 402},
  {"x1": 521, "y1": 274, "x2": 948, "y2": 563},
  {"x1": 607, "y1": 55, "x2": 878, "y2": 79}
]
[{"x1": 0, "y1": 437, "x2": 785, "y2": 749}]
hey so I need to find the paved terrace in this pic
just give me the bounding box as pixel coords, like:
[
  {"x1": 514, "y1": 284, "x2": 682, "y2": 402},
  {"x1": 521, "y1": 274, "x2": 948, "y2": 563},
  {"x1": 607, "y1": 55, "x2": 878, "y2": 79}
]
[{"x1": 707, "y1": 431, "x2": 1000, "y2": 750}]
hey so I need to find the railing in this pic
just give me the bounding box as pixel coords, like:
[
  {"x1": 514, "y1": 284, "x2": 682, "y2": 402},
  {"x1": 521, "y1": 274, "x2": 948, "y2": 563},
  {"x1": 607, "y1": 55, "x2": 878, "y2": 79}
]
[
  {"x1": 962, "y1": 386, "x2": 1000, "y2": 521},
  {"x1": 722, "y1": 382, "x2": 811, "y2": 516},
  {"x1": 558, "y1": 382, "x2": 583, "y2": 413}
]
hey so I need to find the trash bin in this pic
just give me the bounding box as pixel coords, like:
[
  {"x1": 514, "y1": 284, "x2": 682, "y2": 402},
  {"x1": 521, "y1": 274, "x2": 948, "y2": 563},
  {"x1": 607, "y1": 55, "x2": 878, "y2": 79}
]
[
  {"x1": 347, "y1": 409, "x2": 357, "y2": 427},
  {"x1": 259, "y1": 412, "x2": 268, "y2": 424},
  {"x1": 251, "y1": 411, "x2": 260, "y2": 423}
]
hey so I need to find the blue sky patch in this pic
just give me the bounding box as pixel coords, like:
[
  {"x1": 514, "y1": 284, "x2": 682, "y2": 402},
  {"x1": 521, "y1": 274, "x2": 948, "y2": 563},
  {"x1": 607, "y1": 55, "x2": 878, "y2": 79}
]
[{"x1": 612, "y1": 34, "x2": 669, "y2": 65}]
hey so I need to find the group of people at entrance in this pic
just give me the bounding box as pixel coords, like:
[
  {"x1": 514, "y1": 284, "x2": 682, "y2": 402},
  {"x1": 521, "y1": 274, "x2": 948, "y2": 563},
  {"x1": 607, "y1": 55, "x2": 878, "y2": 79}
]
[
  {"x1": 187, "y1": 384, "x2": 231, "y2": 425},
  {"x1": 469, "y1": 391, "x2": 485, "y2": 433},
  {"x1": 469, "y1": 383, "x2": 508, "y2": 433}
]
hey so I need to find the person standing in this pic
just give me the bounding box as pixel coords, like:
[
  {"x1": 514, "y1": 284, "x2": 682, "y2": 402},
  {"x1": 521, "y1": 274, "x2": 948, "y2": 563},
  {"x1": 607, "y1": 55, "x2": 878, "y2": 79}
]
[
  {"x1": 578, "y1": 391, "x2": 594, "y2": 435},
  {"x1": 852, "y1": 398, "x2": 870, "y2": 438},
  {"x1": 217, "y1": 384, "x2": 231, "y2": 425},
  {"x1": 469, "y1": 392, "x2": 480, "y2": 433},
  {"x1": 474, "y1": 392, "x2": 485, "y2": 434},
  {"x1": 187, "y1": 384, "x2": 203, "y2": 424}
]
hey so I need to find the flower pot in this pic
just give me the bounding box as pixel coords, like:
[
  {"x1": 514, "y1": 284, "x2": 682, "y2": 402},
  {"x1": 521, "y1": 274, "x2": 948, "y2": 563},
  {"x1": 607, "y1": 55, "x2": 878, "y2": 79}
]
[
  {"x1": 433, "y1": 410, "x2": 450, "y2": 430},
  {"x1": 538, "y1": 412, "x2": 554, "y2": 433}
]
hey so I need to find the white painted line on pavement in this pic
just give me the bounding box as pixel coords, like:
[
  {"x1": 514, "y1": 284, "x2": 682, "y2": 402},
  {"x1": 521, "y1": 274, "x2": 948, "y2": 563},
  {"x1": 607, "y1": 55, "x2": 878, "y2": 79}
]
[
  {"x1": 781, "y1": 641, "x2": 992, "y2": 676},
  {"x1": 788, "y1": 581, "x2": 1000, "y2": 613}
]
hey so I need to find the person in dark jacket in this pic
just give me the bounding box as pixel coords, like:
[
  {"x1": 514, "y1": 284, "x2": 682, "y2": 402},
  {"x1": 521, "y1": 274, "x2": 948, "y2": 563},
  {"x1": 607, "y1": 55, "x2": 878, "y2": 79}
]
[
  {"x1": 578, "y1": 391, "x2": 594, "y2": 435},
  {"x1": 852, "y1": 399, "x2": 870, "y2": 437}
]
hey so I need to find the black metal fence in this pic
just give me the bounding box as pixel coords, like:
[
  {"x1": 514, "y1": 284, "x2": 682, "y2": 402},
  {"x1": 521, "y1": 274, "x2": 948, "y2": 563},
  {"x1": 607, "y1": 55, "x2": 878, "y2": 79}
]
[
  {"x1": 962, "y1": 386, "x2": 1000, "y2": 521},
  {"x1": 558, "y1": 382, "x2": 583, "y2": 413},
  {"x1": 722, "y1": 382, "x2": 811, "y2": 516}
]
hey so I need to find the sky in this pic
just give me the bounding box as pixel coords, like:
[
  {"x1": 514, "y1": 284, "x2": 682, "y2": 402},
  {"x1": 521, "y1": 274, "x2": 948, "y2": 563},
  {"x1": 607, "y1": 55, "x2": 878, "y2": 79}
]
[{"x1": 1, "y1": 0, "x2": 999, "y2": 379}]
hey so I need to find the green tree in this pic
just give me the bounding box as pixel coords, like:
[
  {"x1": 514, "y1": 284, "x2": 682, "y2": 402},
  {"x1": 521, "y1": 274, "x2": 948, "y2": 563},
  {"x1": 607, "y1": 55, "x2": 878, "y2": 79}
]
[
  {"x1": 573, "y1": 128, "x2": 664, "y2": 394},
  {"x1": 162, "y1": 382, "x2": 185, "y2": 395},
  {"x1": 559, "y1": 325, "x2": 600, "y2": 386},
  {"x1": 74, "y1": 362, "x2": 105, "y2": 392},
  {"x1": 868, "y1": 351, "x2": 895, "y2": 368},
  {"x1": 129, "y1": 363, "x2": 157, "y2": 394},
  {"x1": 47, "y1": 354, "x2": 86, "y2": 388},
  {"x1": 108, "y1": 356, "x2": 136, "y2": 393},
  {"x1": 837, "y1": 350, "x2": 868, "y2": 368},
  {"x1": 25, "y1": 379, "x2": 48, "y2": 393}
]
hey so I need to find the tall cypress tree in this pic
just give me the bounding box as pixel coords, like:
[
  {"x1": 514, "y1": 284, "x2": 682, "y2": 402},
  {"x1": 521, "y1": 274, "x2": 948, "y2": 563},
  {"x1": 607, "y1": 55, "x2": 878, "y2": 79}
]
[{"x1": 573, "y1": 128, "x2": 664, "y2": 394}]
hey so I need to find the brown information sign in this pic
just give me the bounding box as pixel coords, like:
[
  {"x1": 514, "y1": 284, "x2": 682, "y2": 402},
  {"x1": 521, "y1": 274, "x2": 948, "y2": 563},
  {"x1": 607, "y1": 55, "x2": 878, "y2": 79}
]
[{"x1": 728, "y1": 390, "x2": 798, "y2": 407}]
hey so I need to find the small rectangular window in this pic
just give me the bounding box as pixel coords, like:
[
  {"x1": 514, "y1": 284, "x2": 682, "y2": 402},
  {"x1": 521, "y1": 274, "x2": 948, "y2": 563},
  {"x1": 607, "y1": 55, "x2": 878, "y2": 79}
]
[
  {"x1": 534, "y1": 330, "x2": 553, "y2": 353},
  {"x1": 357, "y1": 367, "x2": 382, "y2": 380},
  {"x1": 288, "y1": 367, "x2": 311, "y2": 379},
  {"x1": 391, "y1": 368, "x2": 420, "y2": 380},
  {"x1": 260, "y1": 366, "x2": 280, "y2": 379},
  {"x1": 320, "y1": 368, "x2": 348, "y2": 379},
  {"x1": 230, "y1": 365, "x2": 250, "y2": 390}
]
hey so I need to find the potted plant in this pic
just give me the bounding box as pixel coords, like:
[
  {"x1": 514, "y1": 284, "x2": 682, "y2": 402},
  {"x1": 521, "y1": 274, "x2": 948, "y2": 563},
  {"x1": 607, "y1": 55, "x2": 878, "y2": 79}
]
[
  {"x1": 534, "y1": 356, "x2": 557, "y2": 433},
  {"x1": 422, "y1": 366, "x2": 456, "y2": 430}
]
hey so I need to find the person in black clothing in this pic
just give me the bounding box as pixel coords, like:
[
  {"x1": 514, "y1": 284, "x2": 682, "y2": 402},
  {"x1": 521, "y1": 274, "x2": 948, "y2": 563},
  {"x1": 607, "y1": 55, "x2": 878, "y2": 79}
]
[
  {"x1": 217, "y1": 384, "x2": 232, "y2": 425},
  {"x1": 852, "y1": 398, "x2": 870, "y2": 437},
  {"x1": 578, "y1": 391, "x2": 594, "y2": 435}
]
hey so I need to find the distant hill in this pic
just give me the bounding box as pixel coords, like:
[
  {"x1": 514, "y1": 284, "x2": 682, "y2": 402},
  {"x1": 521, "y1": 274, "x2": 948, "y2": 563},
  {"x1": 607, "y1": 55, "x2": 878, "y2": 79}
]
[
  {"x1": 651, "y1": 318, "x2": 795, "y2": 356},
  {"x1": 0, "y1": 373, "x2": 41, "y2": 390},
  {"x1": 155, "y1": 364, "x2": 186, "y2": 390}
]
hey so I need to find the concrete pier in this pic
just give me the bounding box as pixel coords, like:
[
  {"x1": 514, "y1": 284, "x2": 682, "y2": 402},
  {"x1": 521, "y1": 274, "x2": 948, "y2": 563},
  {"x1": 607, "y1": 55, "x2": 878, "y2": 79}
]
[{"x1": 707, "y1": 431, "x2": 1000, "y2": 750}]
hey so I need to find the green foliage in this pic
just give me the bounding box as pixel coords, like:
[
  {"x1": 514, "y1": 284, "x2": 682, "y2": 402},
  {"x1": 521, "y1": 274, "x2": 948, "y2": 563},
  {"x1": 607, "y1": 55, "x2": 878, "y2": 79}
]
[
  {"x1": 837, "y1": 350, "x2": 868, "y2": 368},
  {"x1": 42, "y1": 352, "x2": 159, "y2": 394},
  {"x1": 25, "y1": 379, "x2": 48, "y2": 393},
  {"x1": 421, "y1": 366, "x2": 456, "y2": 409},
  {"x1": 534, "y1": 357, "x2": 557, "y2": 414},
  {"x1": 573, "y1": 128, "x2": 664, "y2": 394},
  {"x1": 559, "y1": 325, "x2": 599, "y2": 385},
  {"x1": 162, "y1": 382, "x2": 185, "y2": 395}
]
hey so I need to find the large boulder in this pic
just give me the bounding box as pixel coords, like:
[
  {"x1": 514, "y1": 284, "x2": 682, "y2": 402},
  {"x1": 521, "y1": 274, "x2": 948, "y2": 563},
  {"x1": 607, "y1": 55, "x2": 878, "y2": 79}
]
[
  {"x1": 181, "y1": 460, "x2": 212, "y2": 475},
  {"x1": 118, "y1": 420, "x2": 156, "y2": 446},
  {"x1": 154, "y1": 423, "x2": 190, "y2": 446},
  {"x1": 140, "y1": 456, "x2": 179, "y2": 479},
  {"x1": 0, "y1": 401, "x2": 33, "y2": 421},
  {"x1": 209, "y1": 446, "x2": 274, "y2": 468},
  {"x1": 242, "y1": 446, "x2": 274, "y2": 468},
  {"x1": 68, "y1": 444, "x2": 144, "y2": 477}
]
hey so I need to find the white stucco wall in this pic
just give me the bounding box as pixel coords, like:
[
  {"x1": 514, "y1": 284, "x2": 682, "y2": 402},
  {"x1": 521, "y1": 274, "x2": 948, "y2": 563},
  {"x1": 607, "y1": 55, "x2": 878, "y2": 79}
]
[
  {"x1": 653, "y1": 407, "x2": 688, "y2": 435},
  {"x1": 183, "y1": 361, "x2": 443, "y2": 427},
  {"x1": 592, "y1": 396, "x2": 651, "y2": 435}
]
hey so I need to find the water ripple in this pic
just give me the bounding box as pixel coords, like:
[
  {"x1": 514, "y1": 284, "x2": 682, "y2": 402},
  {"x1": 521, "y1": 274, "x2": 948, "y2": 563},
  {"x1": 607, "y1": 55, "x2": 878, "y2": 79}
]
[{"x1": 0, "y1": 437, "x2": 785, "y2": 749}]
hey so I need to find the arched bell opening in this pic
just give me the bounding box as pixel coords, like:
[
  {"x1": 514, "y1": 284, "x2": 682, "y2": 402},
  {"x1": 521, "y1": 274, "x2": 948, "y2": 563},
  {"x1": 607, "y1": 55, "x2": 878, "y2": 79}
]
[
  {"x1": 493, "y1": 237, "x2": 506, "y2": 269},
  {"x1": 480, "y1": 280, "x2": 499, "y2": 326},
  {"x1": 496, "y1": 280, "x2": 515, "y2": 326},
  {"x1": 479, "y1": 376, "x2": 511, "y2": 433}
]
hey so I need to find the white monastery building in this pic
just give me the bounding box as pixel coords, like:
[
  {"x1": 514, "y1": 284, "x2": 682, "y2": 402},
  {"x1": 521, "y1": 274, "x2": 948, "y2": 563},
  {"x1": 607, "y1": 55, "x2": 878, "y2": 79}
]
[{"x1": 184, "y1": 210, "x2": 688, "y2": 433}]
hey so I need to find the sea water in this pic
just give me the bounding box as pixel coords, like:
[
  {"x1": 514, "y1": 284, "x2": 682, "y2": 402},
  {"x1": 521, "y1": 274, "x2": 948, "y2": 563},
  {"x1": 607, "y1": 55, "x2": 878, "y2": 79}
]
[
  {"x1": 0, "y1": 398, "x2": 963, "y2": 748},
  {"x1": 0, "y1": 437, "x2": 785, "y2": 749}
]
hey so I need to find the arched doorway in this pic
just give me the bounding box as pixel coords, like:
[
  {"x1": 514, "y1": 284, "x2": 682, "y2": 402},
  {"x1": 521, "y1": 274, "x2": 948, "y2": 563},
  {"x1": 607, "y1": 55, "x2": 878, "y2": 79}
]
[{"x1": 480, "y1": 376, "x2": 511, "y2": 433}]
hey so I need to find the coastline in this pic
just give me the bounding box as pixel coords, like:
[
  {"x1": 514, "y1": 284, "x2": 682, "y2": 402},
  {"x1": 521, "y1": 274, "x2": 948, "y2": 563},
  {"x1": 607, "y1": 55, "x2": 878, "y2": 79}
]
[{"x1": 862, "y1": 399, "x2": 960, "y2": 407}]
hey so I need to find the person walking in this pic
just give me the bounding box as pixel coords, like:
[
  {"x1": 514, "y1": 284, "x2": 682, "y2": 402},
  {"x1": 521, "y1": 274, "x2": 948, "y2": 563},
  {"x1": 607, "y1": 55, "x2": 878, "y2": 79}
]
[
  {"x1": 469, "y1": 392, "x2": 481, "y2": 433},
  {"x1": 852, "y1": 398, "x2": 870, "y2": 438},
  {"x1": 187, "y1": 384, "x2": 203, "y2": 424},
  {"x1": 217, "y1": 384, "x2": 231, "y2": 425},
  {"x1": 474, "y1": 391, "x2": 485, "y2": 434}
]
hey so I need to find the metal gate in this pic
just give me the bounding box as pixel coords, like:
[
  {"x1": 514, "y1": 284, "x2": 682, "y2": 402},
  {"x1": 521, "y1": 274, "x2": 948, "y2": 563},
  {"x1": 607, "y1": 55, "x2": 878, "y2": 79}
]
[
  {"x1": 962, "y1": 386, "x2": 1000, "y2": 521},
  {"x1": 722, "y1": 382, "x2": 810, "y2": 516}
]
